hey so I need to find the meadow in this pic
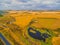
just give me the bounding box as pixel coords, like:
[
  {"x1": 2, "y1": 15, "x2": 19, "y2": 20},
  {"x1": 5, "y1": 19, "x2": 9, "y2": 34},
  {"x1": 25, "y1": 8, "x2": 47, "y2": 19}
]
[{"x1": 0, "y1": 10, "x2": 60, "y2": 45}]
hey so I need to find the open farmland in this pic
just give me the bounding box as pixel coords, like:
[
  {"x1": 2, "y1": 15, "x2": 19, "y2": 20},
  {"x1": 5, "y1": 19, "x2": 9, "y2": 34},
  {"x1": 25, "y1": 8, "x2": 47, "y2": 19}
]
[{"x1": 0, "y1": 10, "x2": 60, "y2": 45}]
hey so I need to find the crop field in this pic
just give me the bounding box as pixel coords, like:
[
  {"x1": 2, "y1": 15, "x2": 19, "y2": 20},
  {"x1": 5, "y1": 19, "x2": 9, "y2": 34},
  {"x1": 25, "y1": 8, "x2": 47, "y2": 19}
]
[{"x1": 0, "y1": 10, "x2": 60, "y2": 45}]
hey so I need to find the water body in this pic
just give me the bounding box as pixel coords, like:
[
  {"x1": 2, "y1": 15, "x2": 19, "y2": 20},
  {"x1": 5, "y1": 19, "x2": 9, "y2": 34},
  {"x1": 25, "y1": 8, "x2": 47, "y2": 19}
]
[
  {"x1": 28, "y1": 27, "x2": 51, "y2": 42},
  {"x1": 0, "y1": 33, "x2": 11, "y2": 45}
]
